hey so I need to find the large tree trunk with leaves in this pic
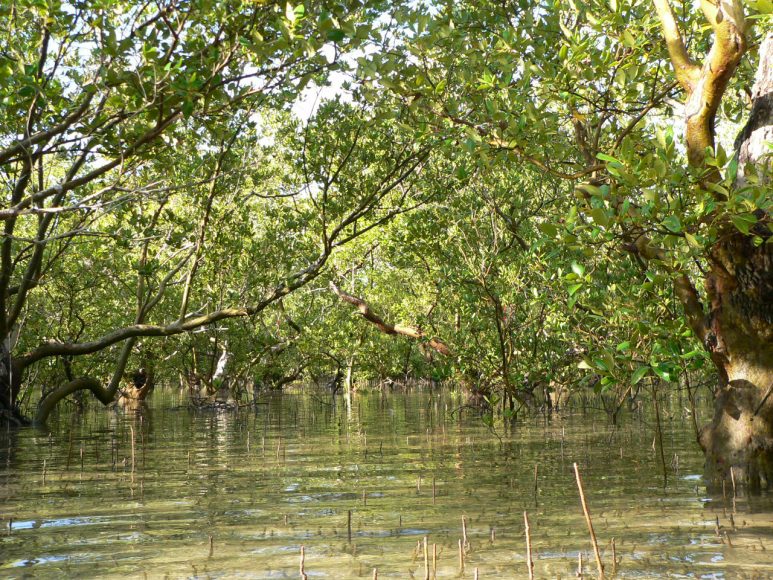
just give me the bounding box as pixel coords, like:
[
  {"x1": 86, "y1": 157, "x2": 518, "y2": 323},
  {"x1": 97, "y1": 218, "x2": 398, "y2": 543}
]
[{"x1": 698, "y1": 33, "x2": 773, "y2": 488}]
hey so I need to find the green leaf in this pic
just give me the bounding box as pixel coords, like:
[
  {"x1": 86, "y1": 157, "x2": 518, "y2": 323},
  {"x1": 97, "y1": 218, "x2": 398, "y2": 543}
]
[
  {"x1": 539, "y1": 222, "x2": 558, "y2": 237},
  {"x1": 685, "y1": 232, "x2": 700, "y2": 248},
  {"x1": 590, "y1": 207, "x2": 609, "y2": 228},
  {"x1": 662, "y1": 216, "x2": 681, "y2": 233},
  {"x1": 726, "y1": 154, "x2": 739, "y2": 183},
  {"x1": 597, "y1": 152, "x2": 623, "y2": 165},
  {"x1": 576, "y1": 183, "x2": 603, "y2": 197},
  {"x1": 652, "y1": 364, "x2": 675, "y2": 382},
  {"x1": 680, "y1": 349, "x2": 703, "y2": 360},
  {"x1": 327, "y1": 29, "x2": 346, "y2": 42},
  {"x1": 571, "y1": 261, "x2": 585, "y2": 277},
  {"x1": 731, "y1": 213, "x2": 757, "y2": 235},
  {"x1": 631, "y1": 365, "x2": 649, "y2": 385},
  {"x1": 567, "y1": 283, "x2": 583, "y2": 296}
]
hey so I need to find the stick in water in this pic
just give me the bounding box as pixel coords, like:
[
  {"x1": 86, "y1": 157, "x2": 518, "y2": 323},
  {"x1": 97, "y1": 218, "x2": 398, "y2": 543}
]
[
  {"x1": 300, "y1": 545, "x2": 307, "y2": 580},
  {"x1": 573, "y1": 463, "x2": 604, "y2": 579},
  {"x1": 458, "y1": 538, "x2": 464, "y2": 572},
  {"x1": 730, "y1": 466, "x2": 737, "y2": 497},
  {"x1": 130, "y1": 425, "x2": 136, "y2": 479},
  {"x1": 524, "y1": 511, "x2": 534, "y2": 580},
  {"x1": 423, "y1": 536, "x2": 429, "y2": 580},
  {"x1": 611, "y1": 537, "x2": 617, "y2": 573}
]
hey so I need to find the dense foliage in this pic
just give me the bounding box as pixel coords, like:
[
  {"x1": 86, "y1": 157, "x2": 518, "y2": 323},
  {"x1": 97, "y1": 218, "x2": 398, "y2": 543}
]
[{"x1": 1, "y1": 0, "x2": 770, "y2": 474}]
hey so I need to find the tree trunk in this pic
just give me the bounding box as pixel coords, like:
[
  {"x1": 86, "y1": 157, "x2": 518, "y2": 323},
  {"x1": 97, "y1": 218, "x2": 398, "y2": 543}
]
[
  {"x1": 0, "y1": 337, "x2": 26, "y2": 424},
  {"x1": 699, "y1": 34, "x2": 773, "y2": 489},
  {"x1": 700, "y1": 234, "x2": 773, "y2": 488}
]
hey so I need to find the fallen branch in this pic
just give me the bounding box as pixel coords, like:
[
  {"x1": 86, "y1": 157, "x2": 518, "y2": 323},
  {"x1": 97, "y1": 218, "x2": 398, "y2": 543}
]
[{"x1": 329, "y1": 282, "x2": 452, "y2": 356}]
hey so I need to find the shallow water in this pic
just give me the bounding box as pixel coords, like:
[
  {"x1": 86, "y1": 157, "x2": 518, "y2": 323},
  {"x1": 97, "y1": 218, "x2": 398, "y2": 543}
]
[{"x1": 1, "y1": 389, "x2": 772, "y2": 578}]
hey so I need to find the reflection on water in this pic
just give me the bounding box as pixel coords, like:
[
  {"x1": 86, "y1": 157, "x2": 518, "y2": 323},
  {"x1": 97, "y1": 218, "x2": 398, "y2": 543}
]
[{"x1": 1, "y1": 389, "x2": 772, "y2": 578}]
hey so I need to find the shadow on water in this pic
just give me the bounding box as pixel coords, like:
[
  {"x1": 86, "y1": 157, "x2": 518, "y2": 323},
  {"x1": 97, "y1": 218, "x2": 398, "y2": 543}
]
[{"x1": 1, "y1": 387, "x2": 773, "y2": 578}]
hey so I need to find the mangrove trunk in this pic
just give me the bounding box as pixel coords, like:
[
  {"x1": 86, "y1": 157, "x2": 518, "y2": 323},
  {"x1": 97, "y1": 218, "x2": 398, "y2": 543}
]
[{"x1": 698, "y1": 33, "x2": 773, "y2": 489}]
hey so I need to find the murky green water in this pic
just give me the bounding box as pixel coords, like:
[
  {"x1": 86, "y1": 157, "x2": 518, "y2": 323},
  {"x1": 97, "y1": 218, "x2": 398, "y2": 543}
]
[{"x1": 1, "y1": 388, "x2": 772, "y2": 578}]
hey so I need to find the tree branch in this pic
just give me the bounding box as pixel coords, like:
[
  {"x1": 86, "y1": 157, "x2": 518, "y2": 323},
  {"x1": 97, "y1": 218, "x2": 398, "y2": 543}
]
[
  {"x1": 655, "y1": 0, "x2": 747, "y2": 167},
  {"x1": 633, "y1": 235, "x2": 708, "y2": 343},
  {"x1": 329, "y1": 282, "x2": 452, "y2": 356},
  {"x1": 0, "y1": 96, "x2": 94, "y2": 166},
  {"x1": 652, "y1": 0, "x2": 701, "y2": 91}
]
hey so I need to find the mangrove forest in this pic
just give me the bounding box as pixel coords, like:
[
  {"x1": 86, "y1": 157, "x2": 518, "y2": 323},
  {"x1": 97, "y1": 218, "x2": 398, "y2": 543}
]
[{"x1": 0, "y1": 0, "x2": 771, "y2": 576}]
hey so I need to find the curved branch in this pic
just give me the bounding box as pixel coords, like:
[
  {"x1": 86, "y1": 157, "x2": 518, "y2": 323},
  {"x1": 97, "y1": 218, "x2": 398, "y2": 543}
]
[
  {"x1": 21, "y1": 308, "x2": 250, "y2": 366},
  {"x1": 655, "y1": 0, "x2": 747, "y2": 167},
  {"x1": 653, "y1": 0, "x2": 701, "y2": 91},
  {"x1": 19, "y1": 247, "x2": 333, "y2": 368},
  {"x1": 330, "y1": 282, "x2": 452, "y2": 356},
  {"x1": 34, "y1": 337, "x2": 138, "y2": 426},
  {"x1": 34, "y1": 377, "x2": 106, "y2": 425}
]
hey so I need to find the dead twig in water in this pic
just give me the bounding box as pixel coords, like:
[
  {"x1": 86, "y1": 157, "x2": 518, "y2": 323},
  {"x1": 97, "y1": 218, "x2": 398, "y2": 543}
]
[
  {"x1": 611, "y1": 537, "x2": 617, "y2": 574},
  {"x1": 574, "y1": 463, "x2": 604, "y2": 579},
  {"x1": 524, "y1": 511, "x2": 534, "y2": 580},
  {"x1": 423, "y1": 536, "x2": 429, "y2": 580},
  {"x1": 130, "y1": 425, "x2": 136, "y2": 483},
  {"x1": 534, "y1": 464, "x2": 538, "y2": 507}
]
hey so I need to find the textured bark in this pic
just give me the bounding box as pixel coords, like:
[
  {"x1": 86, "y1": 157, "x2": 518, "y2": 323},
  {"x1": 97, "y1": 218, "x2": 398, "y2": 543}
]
[
  {"x1": 699, "y1": 34, "x2": 773, "y2": 489},
  {"x1": 700, "y1": 233, "x2": 773, "y2": 488}
]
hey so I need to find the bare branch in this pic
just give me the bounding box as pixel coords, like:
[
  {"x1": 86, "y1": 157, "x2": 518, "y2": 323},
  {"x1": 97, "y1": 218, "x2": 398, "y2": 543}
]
[{"x1": 330, "y1": 282, "x2": 452, "y2": 356}]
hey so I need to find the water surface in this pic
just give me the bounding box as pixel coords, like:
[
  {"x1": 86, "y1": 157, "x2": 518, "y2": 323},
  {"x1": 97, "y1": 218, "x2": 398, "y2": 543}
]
[{"x1": 1, "y1": 389, "x2": 772, "y2": 578}]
